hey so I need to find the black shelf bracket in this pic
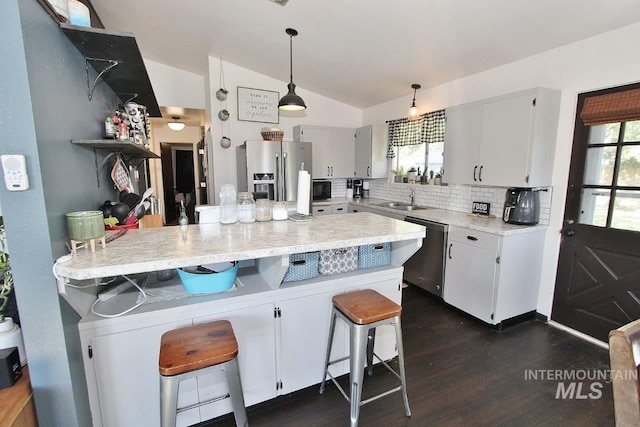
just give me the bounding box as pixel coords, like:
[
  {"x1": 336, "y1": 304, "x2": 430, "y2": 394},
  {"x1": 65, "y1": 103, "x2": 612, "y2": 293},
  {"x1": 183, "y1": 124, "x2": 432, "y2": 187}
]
[{"x1": 85, "y1": 57, "x2": 119, "y2": 101}]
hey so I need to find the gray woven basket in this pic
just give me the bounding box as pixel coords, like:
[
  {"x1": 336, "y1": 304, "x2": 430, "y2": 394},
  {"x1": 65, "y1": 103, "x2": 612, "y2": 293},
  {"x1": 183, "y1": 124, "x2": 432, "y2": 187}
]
[{"x1": 66, "y1": 211, "x2": 105, "y2": 240}]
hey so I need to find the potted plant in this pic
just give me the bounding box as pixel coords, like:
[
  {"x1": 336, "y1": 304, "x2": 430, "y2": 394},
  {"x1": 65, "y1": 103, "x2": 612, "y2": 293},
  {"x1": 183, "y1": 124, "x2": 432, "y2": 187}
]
[
  {"x1": 218, "y1": 109, "x2": 230, "y2": 121},
  {"x1": 407, "y1": 167, "x2": 417, "y2": 182},
  {"x1": 0, "y1": 217, "x2": 25, "y2": 365},
  {"x1": 215, "y1": 88, "x2": 228, "y2": 101},
  {"x1": 391, "y1": 168, "x2": 405, "y2": 183}
]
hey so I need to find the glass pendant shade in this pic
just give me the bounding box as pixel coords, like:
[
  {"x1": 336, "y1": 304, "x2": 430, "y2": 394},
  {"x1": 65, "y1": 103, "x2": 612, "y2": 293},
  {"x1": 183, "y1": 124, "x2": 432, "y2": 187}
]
[
  {"x1": 408, "y1": 83, "x2": 421, "y2": 118},
  {"x1": 168, "y1": 116, "x2": 185, "y2": 131}
]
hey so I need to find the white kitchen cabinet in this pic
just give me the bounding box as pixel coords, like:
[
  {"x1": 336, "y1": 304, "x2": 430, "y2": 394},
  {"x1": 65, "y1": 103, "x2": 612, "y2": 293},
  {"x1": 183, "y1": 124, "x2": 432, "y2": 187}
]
[
  {"x1": 293, "y1": 125, "x2": 355, "y2": 179},
  {"x1": 355, "y1": 124, "x2": 388, "y2": 178},
  {"x1": 331, "y1": 203, "x2": 348, "y2": 214},
  {"x1": 443, "y1": 225, "x2": 546, "y2": 326},
  {"x1": 442, "y1": 87, "x2": 560, "y2": 187}
]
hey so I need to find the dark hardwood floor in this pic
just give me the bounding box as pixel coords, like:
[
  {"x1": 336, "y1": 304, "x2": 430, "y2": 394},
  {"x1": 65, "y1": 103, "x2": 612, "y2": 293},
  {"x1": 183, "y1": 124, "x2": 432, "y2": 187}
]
[{"x1": 204, "y1": 285, "x2": 614, "y2": 426}]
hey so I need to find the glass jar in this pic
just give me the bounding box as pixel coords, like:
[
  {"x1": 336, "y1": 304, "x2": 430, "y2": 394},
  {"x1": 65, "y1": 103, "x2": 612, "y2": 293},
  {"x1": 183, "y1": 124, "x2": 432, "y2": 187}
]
[
  {"x1": 272, "y1": 201, "x2": 288, "y2": 221},
  {"x1": 219, "y1": 184, "x2": 237, "y2": 224},
  {"x1": 256, "y1": 199, "x2": 272, "y2": 222},
  {"x1": 237, "y1": 192, "x2": 256, "y2": 223}
]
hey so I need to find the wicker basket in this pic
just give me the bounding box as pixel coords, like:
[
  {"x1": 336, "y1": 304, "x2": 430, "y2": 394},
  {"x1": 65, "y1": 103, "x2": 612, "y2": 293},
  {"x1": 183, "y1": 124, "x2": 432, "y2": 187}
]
[
  {"x1": 66, "y1": 211, "x2": 105, "y2": 241},
  {"x1": 261, "y1": 130, "x2": 284, "y2": 141}
]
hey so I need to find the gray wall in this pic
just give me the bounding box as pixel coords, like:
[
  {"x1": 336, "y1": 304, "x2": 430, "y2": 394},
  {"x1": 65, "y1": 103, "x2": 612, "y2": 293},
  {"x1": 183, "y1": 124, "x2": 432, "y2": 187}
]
[{"x1": 0, "y1": 0, "x2": 124, "y2": 425}]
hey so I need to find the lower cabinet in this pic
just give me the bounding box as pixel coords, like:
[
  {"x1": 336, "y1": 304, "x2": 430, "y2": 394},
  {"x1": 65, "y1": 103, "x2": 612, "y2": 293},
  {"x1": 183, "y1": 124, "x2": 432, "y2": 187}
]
[
  {"x1": 79, "y1": 267, "x2": 403, "y2": 427},
  {"x1": 443, "y1": 225, "x2": 545, "y2": 325}
]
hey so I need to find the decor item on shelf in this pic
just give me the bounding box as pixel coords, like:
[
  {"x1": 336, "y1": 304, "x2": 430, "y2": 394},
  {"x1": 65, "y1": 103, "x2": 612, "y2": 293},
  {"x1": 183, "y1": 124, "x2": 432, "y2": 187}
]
[
  {"x1": 216, "y1": 88, "x2": 228, "y2": 101},
  {"x1": 261, "y1": 126, "x2": 284, "y2": 141},
  {"x1": 220, "y1": 136, "x2": 232, "y2": 149},
  {"x1": 407, "y1": 167, "x2": 417, "y2": 181},
  {"x1": 167, "y1": 116, "x2": 185, "y2": 131},
  {"x1": 278, "y1": 28, "x2": 307, "y2": 111},
  {"x1": 409, "y1": 83, "x2": 421, "y2": 119},
  {"x1": 391, "y1": 168, "x2": 405, "y2": 183},
  {"x1": 218, "y1": 109, "x2": 230, "y2": 121}
]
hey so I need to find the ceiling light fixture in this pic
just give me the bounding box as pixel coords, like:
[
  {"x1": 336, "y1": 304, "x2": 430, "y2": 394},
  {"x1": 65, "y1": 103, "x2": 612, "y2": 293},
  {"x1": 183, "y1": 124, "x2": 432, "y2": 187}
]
[
  {"x1": 409, "y1": 83, "x2": 421, "y2": 119},
  {"x1": 167, "y1": 116, "x2": 185, "y2": 131},
  {"x1": 278, "y1": 28, "x2": 307, "y2": 111},
  {"x1": 270, "y1": 0, "x2": 289, "y2": 5}
]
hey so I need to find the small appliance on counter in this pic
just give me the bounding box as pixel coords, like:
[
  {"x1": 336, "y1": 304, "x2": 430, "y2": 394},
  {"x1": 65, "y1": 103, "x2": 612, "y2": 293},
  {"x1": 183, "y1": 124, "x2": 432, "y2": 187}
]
[
  {"x1": 362, "y1": 180, "x2": 370, "y2": 198},
  {"x1": 353, "y1": 179, "x2": 363, "y2": 198},
  {"x1": 312, "y1": 180, "x2": 331, "y2": 201},
  {"x1": 503, "y1": 187, "x2": 540, "y2": 225},
  {"x1": 346, "y1": 179, "x2": 353, "y2": 199}
]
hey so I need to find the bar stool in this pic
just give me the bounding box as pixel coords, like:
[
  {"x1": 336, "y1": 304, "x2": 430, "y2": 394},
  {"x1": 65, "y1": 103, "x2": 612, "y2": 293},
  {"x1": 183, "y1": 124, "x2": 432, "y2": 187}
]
[
  {"x1": 319, "y1": 289, "x2": 410, "y2": 427},
  {"x1": 159, "y1": 320, "x2": 248, "y2": 427}
]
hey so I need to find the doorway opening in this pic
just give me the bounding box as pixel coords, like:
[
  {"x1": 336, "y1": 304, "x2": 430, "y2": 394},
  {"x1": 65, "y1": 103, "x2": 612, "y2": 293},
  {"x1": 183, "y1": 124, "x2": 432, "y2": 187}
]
[{"x1": 161, "y1": 143, "x2": 197, "y2": 224}]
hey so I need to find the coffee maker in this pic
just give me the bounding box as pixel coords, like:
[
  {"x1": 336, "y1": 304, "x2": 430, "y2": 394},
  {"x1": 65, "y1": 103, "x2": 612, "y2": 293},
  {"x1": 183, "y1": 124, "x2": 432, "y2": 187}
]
[
  {"x1": 353, "y1": 179, "x2": 363, "y2": 198},
  {"x1": 346, "y1": 179, "x2": 354, "y2": 198},
  {"x1": 503, "y1": 187, "x2": 540, "y2": 225}
]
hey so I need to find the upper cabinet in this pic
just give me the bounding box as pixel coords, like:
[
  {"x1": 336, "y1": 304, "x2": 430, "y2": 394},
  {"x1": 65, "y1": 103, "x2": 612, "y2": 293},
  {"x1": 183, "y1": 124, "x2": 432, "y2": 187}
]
[
  {"x1": 355, "y1": 125, "x2": 388, "y2": 179},
  {"x1": 443, "y1": 88, "x2": 560, "y2": 187},
  {"x1": 293, "y1": 125, "x2": 355, "y2": 179},
  {"x1": 60, "y1": 23, "x2": 162, "y2": 117}
]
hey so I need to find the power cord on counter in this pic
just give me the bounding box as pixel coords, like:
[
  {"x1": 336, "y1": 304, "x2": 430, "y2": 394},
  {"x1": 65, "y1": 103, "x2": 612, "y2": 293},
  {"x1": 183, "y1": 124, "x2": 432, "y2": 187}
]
[
  {"x1": 53, "y1": 254, "x2": 147, "y2": 318},
  {"x1": 90, "y1": 275, "x2": 148, "y2": 318}
]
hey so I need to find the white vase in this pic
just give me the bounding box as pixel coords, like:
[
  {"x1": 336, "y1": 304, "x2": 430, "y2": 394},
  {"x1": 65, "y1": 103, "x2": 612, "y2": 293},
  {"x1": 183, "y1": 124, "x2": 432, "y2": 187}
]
[{"x1": 0, "y1": 317, "x2": 26, "y2": 366}]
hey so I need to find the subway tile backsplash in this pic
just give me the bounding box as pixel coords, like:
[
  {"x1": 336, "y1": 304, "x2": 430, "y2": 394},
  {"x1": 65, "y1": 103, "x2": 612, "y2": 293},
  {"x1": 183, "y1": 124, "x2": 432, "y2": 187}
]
[{"x1": 322, "y1": 178, "x2": 550, "y2": 226}]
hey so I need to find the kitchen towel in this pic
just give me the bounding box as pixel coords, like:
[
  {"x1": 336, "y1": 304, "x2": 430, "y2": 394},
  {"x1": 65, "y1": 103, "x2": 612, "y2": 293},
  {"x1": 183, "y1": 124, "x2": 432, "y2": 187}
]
[{"x1": 296, "y1": 169, "x2": 311, "y2": 215}]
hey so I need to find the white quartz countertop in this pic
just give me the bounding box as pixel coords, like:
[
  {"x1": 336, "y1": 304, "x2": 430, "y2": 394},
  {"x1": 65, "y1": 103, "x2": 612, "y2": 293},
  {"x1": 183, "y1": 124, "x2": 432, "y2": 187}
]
[
  {"x1": 55, "y1": 212, "x2": 425, "y2": 280},
  {"x1": 344, "y1": 197, "x2": 547, "y2": 235}
]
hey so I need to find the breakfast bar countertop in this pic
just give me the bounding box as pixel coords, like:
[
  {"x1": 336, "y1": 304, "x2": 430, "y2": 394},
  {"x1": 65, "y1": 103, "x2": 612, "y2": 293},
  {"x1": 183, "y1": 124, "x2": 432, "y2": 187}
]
[{"x1": 54, "y1": 212, "x2": 425, "y2": 281}]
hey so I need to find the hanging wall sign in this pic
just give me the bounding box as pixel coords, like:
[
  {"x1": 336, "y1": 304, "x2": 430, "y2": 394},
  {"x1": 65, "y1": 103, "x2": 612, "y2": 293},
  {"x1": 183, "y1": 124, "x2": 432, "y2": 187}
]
[{"x1": 237, "y1": 87, "x2": 279, "y2": 124}]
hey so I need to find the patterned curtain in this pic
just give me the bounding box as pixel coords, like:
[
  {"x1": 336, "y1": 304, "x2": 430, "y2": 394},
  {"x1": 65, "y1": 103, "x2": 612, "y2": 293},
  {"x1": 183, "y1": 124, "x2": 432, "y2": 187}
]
[{"x1": 386, "y1": 109, "x2": 446, "y2": 158}]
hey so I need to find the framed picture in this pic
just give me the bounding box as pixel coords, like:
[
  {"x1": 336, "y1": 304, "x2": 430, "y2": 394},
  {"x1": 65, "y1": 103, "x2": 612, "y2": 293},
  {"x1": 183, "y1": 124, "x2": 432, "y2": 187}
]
[{"x1": 237, "y1": 87, "x2": 279, "y2": 124}]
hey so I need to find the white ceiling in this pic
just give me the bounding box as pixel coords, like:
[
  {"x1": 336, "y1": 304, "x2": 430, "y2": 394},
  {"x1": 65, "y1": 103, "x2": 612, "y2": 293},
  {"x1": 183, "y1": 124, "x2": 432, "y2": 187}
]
[{"x1": 91, "y1": 0, "x2": 640, "y2": 109}]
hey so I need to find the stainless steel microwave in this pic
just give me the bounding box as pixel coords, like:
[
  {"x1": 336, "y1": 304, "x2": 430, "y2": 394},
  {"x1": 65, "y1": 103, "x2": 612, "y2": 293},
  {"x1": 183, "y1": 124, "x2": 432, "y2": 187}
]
[{"x1": 312, "y1": 180, "x2": 331, "y2": 200}]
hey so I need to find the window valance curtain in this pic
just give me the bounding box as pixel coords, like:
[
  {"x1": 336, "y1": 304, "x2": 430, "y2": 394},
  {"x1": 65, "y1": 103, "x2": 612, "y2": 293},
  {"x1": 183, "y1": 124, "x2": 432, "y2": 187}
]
[
  {"x1": 580, "y1": 88, "x2": 640, "y2": 126},
  {"x1": 386, "y1": 109, "x2": 445, "y2": 158}
]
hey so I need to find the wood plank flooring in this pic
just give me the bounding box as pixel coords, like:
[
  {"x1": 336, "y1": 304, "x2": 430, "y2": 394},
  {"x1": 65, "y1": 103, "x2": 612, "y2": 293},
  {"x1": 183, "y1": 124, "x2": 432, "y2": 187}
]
[{"x1": 203, "y1": 285, "x2": 614, "y2": 426}]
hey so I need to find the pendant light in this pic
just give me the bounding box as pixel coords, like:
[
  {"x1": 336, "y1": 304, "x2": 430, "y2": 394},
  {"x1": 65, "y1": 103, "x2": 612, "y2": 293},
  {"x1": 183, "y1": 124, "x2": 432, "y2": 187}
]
[
  {"x1": 278, "y1": 28, "x2": 307, "y2": 111},
  {"x1": 167, "y1": 116, "x2": 185, "y2": 131},
  {"x1": 409, "y1": 83, "x2": 421, "y2": 119}
]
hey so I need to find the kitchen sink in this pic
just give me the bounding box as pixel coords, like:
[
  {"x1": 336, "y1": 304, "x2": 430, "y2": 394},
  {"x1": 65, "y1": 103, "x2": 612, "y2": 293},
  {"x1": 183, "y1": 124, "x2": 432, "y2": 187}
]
[
  {"x1": 373, "y1": 202, "x2": 412, "y2": 208},
  {"x1": 391, "y1": 205, "x2": 429, "y2": 211}
]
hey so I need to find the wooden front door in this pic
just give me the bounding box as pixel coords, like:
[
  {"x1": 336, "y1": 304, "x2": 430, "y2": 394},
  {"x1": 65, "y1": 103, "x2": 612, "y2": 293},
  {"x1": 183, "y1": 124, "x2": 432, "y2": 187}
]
[{"x1": 552, "y1": 83, "x2": 640, "y2": 342}]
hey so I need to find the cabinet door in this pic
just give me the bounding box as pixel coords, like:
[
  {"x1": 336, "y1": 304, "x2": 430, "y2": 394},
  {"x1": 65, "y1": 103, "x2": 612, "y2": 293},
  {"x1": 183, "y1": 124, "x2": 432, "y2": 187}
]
[
  {"x1": 478, "y1": 92, "x2": 534, "y2": 186},
  {"x1": 299, "y1": 126, "x2": 355, "y2": 178},
  {"x1": 312, "y1": 206, "x2": 331, "y2": 216},
  {"x1": 331, "y1": 203, "x2": 348, "y2": 214},
  {"x1": 330, "y1": 127, "x2": 356, "y2": 178},
  {"x1": 355, "y1": 126, "x2": 373, "y2": 178},
  {"x1": 278, "y1": 289, "x2": 348, "y2": 394},
  {"x1": 192, "y1": 303, "x2": 277, "y2": 421},
  {"x1": 442, "y1": 104, "x2": 482, "y2": 185},
  {"x1": 90, "y1": 319, "x2": 193, "y2": 427},
  {"x1": 443, "y1": 236, "x2": 498, "y2": 324}
]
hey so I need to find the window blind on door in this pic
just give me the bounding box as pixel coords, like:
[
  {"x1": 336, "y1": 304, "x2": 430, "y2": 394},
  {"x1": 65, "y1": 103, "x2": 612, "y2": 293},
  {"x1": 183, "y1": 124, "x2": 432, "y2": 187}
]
[{"x1": 580, "y1": 88, "x2": 640, "y2": 126}]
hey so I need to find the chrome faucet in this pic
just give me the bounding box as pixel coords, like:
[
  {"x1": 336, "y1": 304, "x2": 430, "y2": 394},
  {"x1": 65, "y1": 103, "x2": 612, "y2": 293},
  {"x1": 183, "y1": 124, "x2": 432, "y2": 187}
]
[{"x1": 409, "y1": 189, "x2": 415, "y2": 206}]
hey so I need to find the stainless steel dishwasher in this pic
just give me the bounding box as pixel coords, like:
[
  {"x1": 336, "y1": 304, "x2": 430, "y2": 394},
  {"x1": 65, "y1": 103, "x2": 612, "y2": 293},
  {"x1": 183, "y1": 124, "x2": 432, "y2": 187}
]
[{"x1": 403, "y1": 217, "x2": 448, "y2": 297}]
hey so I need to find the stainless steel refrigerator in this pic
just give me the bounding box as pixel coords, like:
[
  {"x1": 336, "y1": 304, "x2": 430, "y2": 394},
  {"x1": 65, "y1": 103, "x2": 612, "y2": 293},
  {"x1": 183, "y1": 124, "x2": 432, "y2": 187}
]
[{"x1": 237, "y1": 140, "x2": 313, "y2": 209}]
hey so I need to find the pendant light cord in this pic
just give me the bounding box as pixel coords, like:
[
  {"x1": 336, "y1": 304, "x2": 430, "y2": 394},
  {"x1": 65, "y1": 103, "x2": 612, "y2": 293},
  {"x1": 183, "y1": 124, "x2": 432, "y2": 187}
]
[{"x1": 289, "y1": 34, "x2": 294, "y2": 83}]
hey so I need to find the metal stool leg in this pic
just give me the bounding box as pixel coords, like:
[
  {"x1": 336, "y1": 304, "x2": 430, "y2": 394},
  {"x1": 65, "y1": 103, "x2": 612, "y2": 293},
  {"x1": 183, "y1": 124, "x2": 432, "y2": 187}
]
[
  {"x1": 366, "y1": 328, "x2": 376, "y2": 376},
  {"x1": 160, "y1": 374, "x2": 180, "y2": 427},
  {"x1": 224, "y1": 358, "x2": 249, "y2": 427},
  {"x1": 394, "y1": 316, "x2": 411, "y2": 417},
  {"x1": 349, "y1": 324, "x2": 369, "y2": 427},
  {"x1": 319, "y1": 309, "x2": 338, "y2": 394}
]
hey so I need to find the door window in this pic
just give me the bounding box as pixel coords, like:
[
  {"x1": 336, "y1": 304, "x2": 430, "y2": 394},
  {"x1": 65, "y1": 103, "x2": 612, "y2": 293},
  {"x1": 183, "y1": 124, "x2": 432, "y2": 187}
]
[{"x1": 579, "y1": 120, "x2": 640, "y2": 231}]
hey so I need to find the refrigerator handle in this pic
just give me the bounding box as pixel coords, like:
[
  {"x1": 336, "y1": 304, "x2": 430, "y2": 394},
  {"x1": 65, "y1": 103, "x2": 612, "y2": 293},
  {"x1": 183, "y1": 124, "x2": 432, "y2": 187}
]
[
  {"x1": 282, "y1": 151, "x2": 288, "y2": 200},
  {"x1": 275, "y1": 152, "x2": 281, "y2": 201}
]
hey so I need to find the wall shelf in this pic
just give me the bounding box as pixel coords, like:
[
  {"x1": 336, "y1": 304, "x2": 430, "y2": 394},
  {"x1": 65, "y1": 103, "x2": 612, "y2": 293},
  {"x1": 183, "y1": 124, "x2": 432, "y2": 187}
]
[
  {"x1": 72, "y1": 140, "x2": 160, "y2": 159},
  {"x1": 60, "y1": 23, "x2": 162, "y2": 117}
]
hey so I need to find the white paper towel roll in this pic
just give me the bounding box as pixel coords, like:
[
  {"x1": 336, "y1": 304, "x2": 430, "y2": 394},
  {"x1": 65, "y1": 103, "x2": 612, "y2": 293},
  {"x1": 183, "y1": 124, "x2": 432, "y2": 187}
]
[{"x1": 296, "y1": 170, "x2": 311, "y2": 215}]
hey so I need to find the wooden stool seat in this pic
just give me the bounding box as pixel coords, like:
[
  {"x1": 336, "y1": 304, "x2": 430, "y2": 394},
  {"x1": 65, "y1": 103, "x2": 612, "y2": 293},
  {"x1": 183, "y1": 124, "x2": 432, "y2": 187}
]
[
  {"x1": 159, "y1": 320, "x2": 238, "y2": 376},
  {"x1": 159, "y1": 320, "x2": 247, "y2": 427},
  {"x1": 332, "y1": 289, "x2": 402, "y2": 325}
]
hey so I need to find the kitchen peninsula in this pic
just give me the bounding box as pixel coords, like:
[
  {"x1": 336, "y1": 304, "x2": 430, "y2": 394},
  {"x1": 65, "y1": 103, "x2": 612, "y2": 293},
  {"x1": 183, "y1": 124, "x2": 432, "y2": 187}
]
[{"x1": 54, "y1": 213, "x2": 425, "y2": 427}]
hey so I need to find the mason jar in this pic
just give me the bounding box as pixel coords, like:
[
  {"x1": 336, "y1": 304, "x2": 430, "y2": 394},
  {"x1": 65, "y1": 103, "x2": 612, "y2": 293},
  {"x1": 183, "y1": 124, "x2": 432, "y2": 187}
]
[
  {"x1": 256, "y1": 199, "x2": 272, "y2": 222},
  {"x1": 237, "y1": 192, "x2": 256, "y2": 223},
  {"x1": 219, "y1": 184, "x2": 237, "y2": 224},
  {"x1": 272, "y1": 201, "x2": 288, "y2": 221}
]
